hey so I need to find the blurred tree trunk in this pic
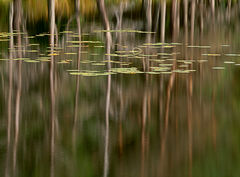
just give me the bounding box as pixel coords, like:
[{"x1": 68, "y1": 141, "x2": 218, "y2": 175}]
[
  {"x1": 96, "y1": 0, "x2": 110, "y2": 31},
  {"x1": 142, "y1": 0, "x2": 152, "y2": 31},
  {"x1": 184, "y1": 0, "x2": 188, "y2": 30},
  {"x1": 13, "y1": 0, "x2": 23, "y2": 174},
  {"x1": 153, "y1": 2, "x2": 160, "y2": 34},
  {"x1": 172, "y1": 0, "x2": 179, "y2": 40},
  {"x1": 161, "y1": 0, "x2": 166, "y2": 43},
  {"x1": 5, "y1": 3, "x2": 14, "y2": 177},
  {"x1": 95, "y1": 1, "x2": 112, "y2": 176},
  {"x1": 211, "y1": 0, "x2": 215, "y2": 15},
  {"x1": 96, "y1": 0, "x2": 111, "y2": 49},
  {"x1": 227, "y1": 0, "x2": 231, "y2": 21},
  {"x1": 49, "y1": 0, "x2": 55, "y2": 47},
  {"x1": 49, "y1": 1, "x2": 56, "y2": 177},
  {"x1": 200, "y1": 0, "x2": 204, "y2": 32},
  {"x1": 13, "y1": 0, "x2": 22, "y2": 31},
  {"x1": 75, "y1": 0, "x2": 80, "y2": 13},
  {"x1": 96, "y1": 0, "x2": 112, "y2": 70}
]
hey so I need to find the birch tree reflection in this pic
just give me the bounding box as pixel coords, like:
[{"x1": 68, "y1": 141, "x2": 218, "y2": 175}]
[
  {"x1": 96, "y1": 1, "x2": 112, "y2": 177},
  {"x1": 49, "y1": 0, "x2": 56, "y2": 177},
  {"x1": 5, "y1": 3, "x2": 14, "y2": 177},
  {"x1": 13, "y1": 0, "x2": 23, "y2": 175}
]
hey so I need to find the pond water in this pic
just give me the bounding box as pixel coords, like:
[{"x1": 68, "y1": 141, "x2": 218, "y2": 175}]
[{"x1": 1, "y1": 1, "x2": 240, "y2": 177}]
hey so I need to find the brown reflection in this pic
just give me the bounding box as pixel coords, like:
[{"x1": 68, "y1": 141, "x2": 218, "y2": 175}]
[
  {"x1": 172, "y1": 0, "x2": 179, "y2": 37},
  {"x1": 159, "y1": 66, "x2": 175, "y2": 176},
  {"x1": 5, "y1": 3, "x2": 14, "y2": 177},
  {"x1": 142, "y1": 0, "x2": 152, "y2": 32},
  {"x1": 158, "y1": 0, "x2": 167, "y2": 123},
  {"x1": 187, "y1": 1, "x2": 195, "y2": 176},
  {"x1": 227, "y1": 0, "x2": 232, "y2": 21},
  {"x1": 187, "y1": 72, "x2": 193, "y2": 177},
  {"x1": 103, "y1": 31, "x2": 111, "y2": 177},
  {"x1": 115, "y1": 2, "x2": 123, "y2": 42},
  {"x1": 187, "y1": 74, "x2": 193, "y2": 177},
  {"x1": 96, "y1": 1, "x2": 112, "y2": 177},
  {"x1": 8, "y1": 3, "x2": 14, "y2": 146},
  {"x1": 104, "y1": 70, "x2": 111, "y2": 177},
  {"x1": 154, "y1": 2, "x2": 160, "y2": 35},
  {"x1": 161, "y1": 0, "x2": 166, "y2": 43},
  {"x1": 141, "y1": 78, "x2": 147, "y2": 177},
  {"x1": 184, "y1": 0, "x2": 188, "y2": 48},
  {"x1": 114, "y1": 3, "x2": 124, "y2": 159},
  {"x1": 73, "y1": 0, "x2": 81, "y2": 145},
  {"x1": 211, "y1": 0, "x2": 215, "y2": 15},
  {"x1": 115, "y1": 5, "x2": 123, "y2": 157},
  {"x1": 200, "y1": 0, "x2": 204, "y2": 32},
  {"x1": 13, "y1": 0, "x2": 23, "y2": 174},
  {"x1": 190, "y1": 0, "x2": 195, "y2": 46},
  {"x1": 96, "y1": 0, "x2": 112, "y2": 67},
  {"x1": 159, "y1": 2, "x2": 179, "y2": 175},
  {"x1": 143, "y1": 4, "x2": 152, "y2": 72},
  {"x1": 141, "y1": 74, "x2": 151, "y2": 177}
]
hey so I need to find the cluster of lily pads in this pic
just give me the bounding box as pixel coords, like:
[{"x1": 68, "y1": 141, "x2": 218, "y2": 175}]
[{"x1": 1, "y1": 30, "x2": 240, "y2": 75}]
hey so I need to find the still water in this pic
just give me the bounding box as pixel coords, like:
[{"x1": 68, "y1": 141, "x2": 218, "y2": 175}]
[{"x1": 1, "y1": 1, "x2": 240, "y2": 177}]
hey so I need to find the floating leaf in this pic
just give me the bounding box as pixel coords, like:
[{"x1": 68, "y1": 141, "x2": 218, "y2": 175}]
[
  {"x1": 92, "y1": 63, "x2": 105, "y2": 66},
  {"x1": 198, "y1": 60, "x2": 208, "y2": 63},
  {"x1": 140, "y1": 54, "x2": 158, "y2": 57},
  {"x1": 120, "y1": 63, "x2": 130, "y2": 66},
  {"x1": 64, "y1": 53, "x2": 77, "y2": 55},
  {"x1": 202, "y1": 54, "x2": 221, "y2": 56},
  {"x1": 157, "y1": 53, "x2": 173, "y2": 56},
  {"x1": 27, "y1": 50, "x2": 38, "y2": 53},
  {"x1": 25, "y1": 36, "x2": 35, "y2": 39},
  {"x1": 110, "y1": 67, "x2": 143, "y2": 74},
  {"x1": 24, "y1": 60, "x2": 39, "y2": 63},
  {"x1": 163, "y1": 45, "x2": 175, "y2": 48},
  {"x1": 146, "y1": 72, "x2": 161, "y2": 74},
  {"x1": 224, "y1": 61, "x2": 235, "y2": 64},
  {"x1": 94, "y1": 29, "x2": 155, "y2": 34},
  {"x1": 143, "y1": 43, "x2": 165, "y2": 46},
  {"x1": 66, "y1": 69, "x2": 81, "y2": 72},
  {"x1": 221, "y1": 44, "x2": 230, "y2": 47},
  {"x1": 69, "y1": 72, "x2": 113, "y2": 76},
  {"x1": 159, "y1": 63, "x2": 173, "y2": 67},
  {"x1": 172, "y1": 69, "x2": 188, "y2": 73},
  {"x1": 225, "y1": 54, "x2": 240, "y2": 57},
  {"x1": 60, "y1": 31, "x2": 73, "y2": 34},
  {"x1": 48, "y1": 53, "x2": 59, "y2": 56},
  {"x1": 212, "y1": 66, "x2": 224, "y2": 70},
  {"x1": 14, "y1": 58, "x2": 29, "y2": 61},
  {"x1": 28, "y1": 43, "x2": 40, "y2": 46},
  {"x1": 150, "y1": 67, "x2": 170, "y2": 72},
  {"x1": 187, "y1": 45, "x2": 210, "y2": 48}
]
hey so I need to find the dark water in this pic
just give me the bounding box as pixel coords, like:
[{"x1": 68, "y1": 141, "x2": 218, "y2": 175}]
[{"x1": 1, "y1": 1, "x2": 240, "y2": 177}]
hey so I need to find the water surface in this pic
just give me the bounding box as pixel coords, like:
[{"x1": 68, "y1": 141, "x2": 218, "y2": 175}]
[{"x1": 1, "y1": 1, "x2": 240, "y2": 177}]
